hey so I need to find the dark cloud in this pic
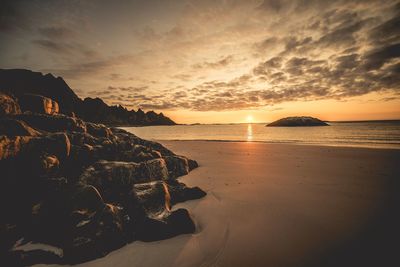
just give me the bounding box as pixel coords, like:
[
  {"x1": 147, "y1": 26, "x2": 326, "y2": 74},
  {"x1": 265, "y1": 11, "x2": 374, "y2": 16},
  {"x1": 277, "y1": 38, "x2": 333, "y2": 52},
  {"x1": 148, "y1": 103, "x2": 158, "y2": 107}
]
[
  {"x1": 316, "y1": 19, "x2": 365, "y2": 48},
  {"x1": 257, "y1": 0, "x2": 293, "y2": 13},
  {"x1": 369, "y1": 8, "x2": 400, "y2": 45},
  {"x1": 363, "y1": 43, "x2": 400, "y2": 70},
  {"x1": 192, "y1": 55, "x2": 234, "y2": 69},
  {"x1": 284, "y1": 36, "x2": 312, "y2": 52},
  {"x1": 0, "y1": 0, "x2": 30, "y2": 33},
  {"x1": 32, "y1": 39, "x2": 98, "y2": 58},
  {"x1": 38, "y1": 26, "x2": 75, "y2": 39},
  {"x1": 253, "y1": 37, "x2": 279, "y2": 53}
]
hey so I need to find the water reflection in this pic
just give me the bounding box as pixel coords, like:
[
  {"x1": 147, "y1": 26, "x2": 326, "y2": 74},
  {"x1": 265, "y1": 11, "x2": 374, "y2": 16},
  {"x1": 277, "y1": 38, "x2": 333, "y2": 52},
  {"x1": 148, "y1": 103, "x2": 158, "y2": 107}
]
[{"x1": 247, "y1": 124, "x2": 253, "y2": 141}]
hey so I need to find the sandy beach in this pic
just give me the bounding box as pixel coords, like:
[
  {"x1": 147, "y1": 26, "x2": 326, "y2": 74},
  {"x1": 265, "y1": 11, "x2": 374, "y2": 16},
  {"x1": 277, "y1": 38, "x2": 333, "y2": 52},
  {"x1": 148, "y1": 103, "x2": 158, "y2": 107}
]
[{"x1": 37, "y1": 141, "x2": 400, "y2": 267}]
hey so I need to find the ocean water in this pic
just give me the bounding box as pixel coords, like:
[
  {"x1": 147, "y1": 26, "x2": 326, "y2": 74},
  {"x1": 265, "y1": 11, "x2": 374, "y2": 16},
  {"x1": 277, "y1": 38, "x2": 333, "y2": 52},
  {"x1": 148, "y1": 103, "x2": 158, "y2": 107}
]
[{"x1": 122, "y1": 121, "x2": 400, "y2": 149}]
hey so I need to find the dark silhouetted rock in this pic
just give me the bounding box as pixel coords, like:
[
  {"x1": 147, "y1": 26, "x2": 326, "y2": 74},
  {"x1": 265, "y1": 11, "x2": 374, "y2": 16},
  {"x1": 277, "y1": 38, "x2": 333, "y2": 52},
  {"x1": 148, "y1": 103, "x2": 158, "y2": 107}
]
[
  {"x1": 266, "y1": 116, "x2": 329, "y2": 127},
  {"x1": 14, "y1": 113, "x2": 87, "y2": 133},
  {"x1": 0, "y1": 93, "x2": 21, "y2": 116},
  {"x1": 0, "y1": 118, "x2": 41, "y2": 136},
  {"x1": 0, "y1": 93, "x2": 203, "y2": 265},
  {"x1": 19, "y1": 94, "x2": 59, "y2": 115},
  {"x1": 0, "y1": 69, "x2": 176, "y2": 126}
]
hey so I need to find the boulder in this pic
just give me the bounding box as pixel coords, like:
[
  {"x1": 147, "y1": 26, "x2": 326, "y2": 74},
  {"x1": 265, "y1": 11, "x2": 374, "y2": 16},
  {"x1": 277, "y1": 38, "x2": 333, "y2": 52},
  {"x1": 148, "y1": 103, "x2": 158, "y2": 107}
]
[
  {"x1": 19, "y1": 94, "x2": 59, "y2": 115},
  {"x1": 0, "y1": 93, "x2": 21, "y2": 116},
  {"x1": 0, "y1": 135, "x2": 32, "y2": 160},
  {"x1": 133, "y1": 180, "x2": 206, "y2": 216},
  {"x1": 0, "y1": 118, "x2": 41, "y2": 136},
  {"x1": 85, "y1": 122, "x2": 112, "y2": 139},
  {"x1": 79, "y1": 159, "x2": 169, "y2": 203},
  {"x1": 14, "y1": 113, "x2": 87, "y2": 133},
  {"x1": 164, "y1": 156, "x2": 190, "y2": 178},
  {"x1": 0, "y1": 133, "x2": 70, "y2": 161},
  {"x1": 135, "y1": 209, "x2": 195, "y2": 242},
  {"x1": 64, "y1": 203, "x2": 126, "y2": 264}
]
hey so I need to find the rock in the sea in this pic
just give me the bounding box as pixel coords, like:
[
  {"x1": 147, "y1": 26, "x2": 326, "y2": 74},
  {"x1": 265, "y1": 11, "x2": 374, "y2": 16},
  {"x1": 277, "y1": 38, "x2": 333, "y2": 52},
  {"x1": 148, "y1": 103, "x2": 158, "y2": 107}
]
[
  {"x1": 0, "y1": 93, "x2": 21, "y2": 116},
  {"x1": 266, "y1": 116, "x2": 329, "y2": 127},
  {"x1": 19, "y1": 94, "x2": 59, "y2": 115}
]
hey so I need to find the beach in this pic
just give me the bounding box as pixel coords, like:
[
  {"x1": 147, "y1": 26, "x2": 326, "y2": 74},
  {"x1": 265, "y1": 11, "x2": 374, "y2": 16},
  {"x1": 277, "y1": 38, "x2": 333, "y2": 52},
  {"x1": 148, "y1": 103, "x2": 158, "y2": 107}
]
[{"x1": 37, "y1": 141, "x2": 400, "y2": 267}]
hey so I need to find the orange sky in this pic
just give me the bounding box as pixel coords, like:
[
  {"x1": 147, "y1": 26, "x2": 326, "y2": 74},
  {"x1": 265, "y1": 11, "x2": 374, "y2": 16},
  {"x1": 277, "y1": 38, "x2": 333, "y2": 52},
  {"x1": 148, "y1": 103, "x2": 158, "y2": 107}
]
[
  {"x1": 166, "y1": 93, "x2": 400, "y2": 124},
  {"x1": 1, "y1": 0, "x2": 399, "y2": 123}
]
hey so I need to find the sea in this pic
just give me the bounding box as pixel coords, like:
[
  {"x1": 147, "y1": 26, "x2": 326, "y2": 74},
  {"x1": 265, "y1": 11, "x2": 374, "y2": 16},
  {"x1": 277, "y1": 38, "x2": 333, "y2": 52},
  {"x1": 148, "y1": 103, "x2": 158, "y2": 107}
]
[{"x1": 122, "y1": 120, "x2": 400, "y2": 149}]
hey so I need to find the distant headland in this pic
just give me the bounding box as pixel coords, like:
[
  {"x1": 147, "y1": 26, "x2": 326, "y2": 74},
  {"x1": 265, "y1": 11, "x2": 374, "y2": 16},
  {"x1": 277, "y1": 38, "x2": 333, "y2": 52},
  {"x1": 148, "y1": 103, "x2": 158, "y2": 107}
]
[{"x1": 0, "y1": 69, "x2": 175, "y2": 126}]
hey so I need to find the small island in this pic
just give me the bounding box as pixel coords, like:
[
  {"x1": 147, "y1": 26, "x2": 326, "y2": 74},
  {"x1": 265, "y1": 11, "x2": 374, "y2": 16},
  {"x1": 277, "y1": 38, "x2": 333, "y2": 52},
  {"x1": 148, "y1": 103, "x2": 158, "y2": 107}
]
[{"x1": 266, "y1": 116, "x2": 329, "y2": 127}]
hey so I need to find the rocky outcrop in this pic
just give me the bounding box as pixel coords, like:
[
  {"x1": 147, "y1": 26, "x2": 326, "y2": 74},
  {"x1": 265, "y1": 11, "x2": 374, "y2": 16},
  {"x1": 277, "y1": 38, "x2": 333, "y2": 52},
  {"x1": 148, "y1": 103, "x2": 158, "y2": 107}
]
[
  {"x1": 0, "y1": 69, "x2": 176, "y2": 126},
  {"x1": 0, "y1": 93, "x2": 21, "y2": 116},
  {"x1": 19, "y1": 94, "x2": 59, "y2": 115},
  {"x1": 266, "y1": 116, "x2": 329, "y2": 127},
  {"x1": 0, "y1": 93, "x2": 205, "y2": 266}
]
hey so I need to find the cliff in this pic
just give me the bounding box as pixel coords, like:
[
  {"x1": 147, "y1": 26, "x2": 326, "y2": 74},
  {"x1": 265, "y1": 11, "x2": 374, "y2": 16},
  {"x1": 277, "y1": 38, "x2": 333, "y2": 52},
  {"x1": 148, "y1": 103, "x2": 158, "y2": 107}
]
[{"x1": 0, "y1": 69, "x2": 176, "y2": 126}]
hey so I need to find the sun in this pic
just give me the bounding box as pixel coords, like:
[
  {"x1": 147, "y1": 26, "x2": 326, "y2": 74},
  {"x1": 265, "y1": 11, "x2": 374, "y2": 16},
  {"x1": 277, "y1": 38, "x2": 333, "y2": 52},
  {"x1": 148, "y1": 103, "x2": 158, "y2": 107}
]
[{"x1": 246, "y1": 115, "x2": 254, "y2": 123}]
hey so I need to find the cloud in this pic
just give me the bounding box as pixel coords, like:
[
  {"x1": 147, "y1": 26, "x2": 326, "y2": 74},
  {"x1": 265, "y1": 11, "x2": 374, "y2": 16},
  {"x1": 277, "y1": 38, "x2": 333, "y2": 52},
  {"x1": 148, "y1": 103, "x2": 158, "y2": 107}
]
[
  {"x1": 38, "y1": 26, "x2": 75, "y2": 39},
  {"x1": 363, "y1": 43, "x2": 400, "y2": 71},
  {"x1": 2, "y1": 0, "x2": 399, "y2": 113},
  {"x1": 32, "y1": 39, "x2": 98, "y2": 58},
  {"x1": 192, "y1": 55, "x2": 234, "y2": 69}
]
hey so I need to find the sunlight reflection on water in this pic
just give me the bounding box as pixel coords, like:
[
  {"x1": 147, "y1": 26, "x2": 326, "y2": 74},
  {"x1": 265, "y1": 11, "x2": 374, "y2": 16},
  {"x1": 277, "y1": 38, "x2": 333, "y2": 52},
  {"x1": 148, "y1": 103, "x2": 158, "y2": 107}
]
[
  {"x1": 247, "y1": 124, "x2": 253, "y2": 141},
  {"x1": 122, "y1": 121, "x2": 400, "y2": 149}
]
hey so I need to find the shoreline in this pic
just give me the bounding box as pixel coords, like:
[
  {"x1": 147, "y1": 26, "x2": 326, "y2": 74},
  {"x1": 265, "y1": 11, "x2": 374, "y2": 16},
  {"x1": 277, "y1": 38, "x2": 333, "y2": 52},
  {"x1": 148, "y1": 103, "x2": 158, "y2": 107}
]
[
  {"x1": 47, "y1": 141, "x2": 400, "y2": 267},
  {"x1": 153, "y1": 139, "x2": 400, "y2": 150}
]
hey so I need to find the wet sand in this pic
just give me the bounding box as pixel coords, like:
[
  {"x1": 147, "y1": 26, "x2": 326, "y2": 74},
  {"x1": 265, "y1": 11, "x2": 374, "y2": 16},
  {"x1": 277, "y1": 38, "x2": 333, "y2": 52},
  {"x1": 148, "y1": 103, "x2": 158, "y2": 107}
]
[{"x1": 39, "y1": 141, "x2": 400, "y2": 267}]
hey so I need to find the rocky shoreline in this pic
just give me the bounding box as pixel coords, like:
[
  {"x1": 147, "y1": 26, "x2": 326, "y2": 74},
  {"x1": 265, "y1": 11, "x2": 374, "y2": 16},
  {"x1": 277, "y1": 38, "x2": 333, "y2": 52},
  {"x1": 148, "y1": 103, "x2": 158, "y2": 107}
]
[{"x1": 0, "y1": 93, "x2": 206, "y2": 266}]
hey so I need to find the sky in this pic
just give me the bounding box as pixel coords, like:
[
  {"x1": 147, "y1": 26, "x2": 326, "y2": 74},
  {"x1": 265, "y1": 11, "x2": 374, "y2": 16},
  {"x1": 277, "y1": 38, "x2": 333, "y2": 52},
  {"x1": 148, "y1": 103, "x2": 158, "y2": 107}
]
[{"x1": 0, "y1": 0, "x2": 399, "y2": 123}]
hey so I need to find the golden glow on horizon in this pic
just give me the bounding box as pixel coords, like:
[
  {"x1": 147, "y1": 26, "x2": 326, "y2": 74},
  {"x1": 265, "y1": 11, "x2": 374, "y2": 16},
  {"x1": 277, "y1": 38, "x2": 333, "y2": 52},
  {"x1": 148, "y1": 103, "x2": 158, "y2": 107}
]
[
  {"x1": 164, "y1": 93, "x2": 400, "y2": 124},
  {"x1": 246, "y1": 115, "x2": 254, "y2": 123}
]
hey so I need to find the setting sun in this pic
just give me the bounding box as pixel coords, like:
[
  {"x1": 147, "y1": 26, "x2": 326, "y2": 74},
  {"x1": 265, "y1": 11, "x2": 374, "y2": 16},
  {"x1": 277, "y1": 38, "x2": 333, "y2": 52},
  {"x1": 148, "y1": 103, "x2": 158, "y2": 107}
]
[{"x1": 246, "y1": 115, "x2": 254, "y2": 123}]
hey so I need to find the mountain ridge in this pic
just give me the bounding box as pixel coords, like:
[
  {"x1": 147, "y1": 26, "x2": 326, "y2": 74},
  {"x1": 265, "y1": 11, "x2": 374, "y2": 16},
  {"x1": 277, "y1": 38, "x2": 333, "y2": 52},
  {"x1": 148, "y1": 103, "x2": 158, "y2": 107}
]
[{"x1": 0, "y1": 69, "x2": 176, "y2": 126}]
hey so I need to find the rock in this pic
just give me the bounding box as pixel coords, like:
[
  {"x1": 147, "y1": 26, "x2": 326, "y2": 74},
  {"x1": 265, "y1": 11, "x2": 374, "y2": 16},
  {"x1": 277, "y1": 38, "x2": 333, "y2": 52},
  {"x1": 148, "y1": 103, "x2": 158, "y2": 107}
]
[
  {"x1": 0, "y1": 224, "x2": 20, "y2": 252},
  {"x1": 28, "y1": 133, "x2": 71, "y2": 160},
  {"x1": 14, "y1": 113, "x2": 87, "y2": 133},
  {"x1": 0, "y1": 133, "x2": 70, "y2": 162},
  {"x1": 0, "y1": 118, "x2": 41, "y2": 136},
  {"x1": 64, "y1": 203, "x2": 126, "y2": 264},
  {"x1": 0, "y1": 84, "x2": 204, "y2": 265},
  {"x1": 135, "y1": 209, "x2": 195, "y2": 242},
  {"x1": 164, "y1": 156, "x2": 190, "y2": 178},
  {"x1": 1, "y1": 249, "x2": 62, "y2": 267},
  {"x1": 70, "y1": 184, "x2": 105, "y2": 212},
  {"x1": 165, "y1": 208, "x2": 195, "y2": 236},
  {"x1": 85, "y1": 122, "x2": 112, "y2": 139},
  {"x1": 79, "y1": 159, "x2": 169, "y2": 203},
  {"x1": 19, "y1": 94, "x2": 59, "y2": 115},
  {"x1": 0, "y1": 93, "x2": 21, "y2": 116},
  {"x1": 266, "y1": 116, "x2": 329, "y2": 127},
  {"x1": 133, "y1": 180, "x2": 206, "y2": 216},
  {"x1": 0, "y1": 135, "x2": 32, "y2": 160},
  {"x1": 134, "y1": 181, "x2": 171, "y2": 216},
  {"x1": 188, "y1": 159, "x2": 199, "y2": 171}
]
